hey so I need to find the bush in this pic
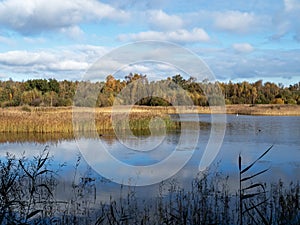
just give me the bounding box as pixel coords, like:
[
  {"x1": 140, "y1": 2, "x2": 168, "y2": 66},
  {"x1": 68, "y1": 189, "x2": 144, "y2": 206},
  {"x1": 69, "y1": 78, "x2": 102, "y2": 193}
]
[
  {"x1": 21, "y1": 105, "x2": 31, "y2": 112},
  {"x1": 271, "y1": 98, "x2": 285, "y2": 104},
  {"x1": 287, "y1": 98, "x2": 297, "y2": 104}
]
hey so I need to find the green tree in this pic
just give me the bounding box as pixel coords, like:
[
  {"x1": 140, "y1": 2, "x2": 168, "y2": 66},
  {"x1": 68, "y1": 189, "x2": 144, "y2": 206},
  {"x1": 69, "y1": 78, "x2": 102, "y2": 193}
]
[{"x1": 48, "y1": 78, "x2": 60, "y2": 93}]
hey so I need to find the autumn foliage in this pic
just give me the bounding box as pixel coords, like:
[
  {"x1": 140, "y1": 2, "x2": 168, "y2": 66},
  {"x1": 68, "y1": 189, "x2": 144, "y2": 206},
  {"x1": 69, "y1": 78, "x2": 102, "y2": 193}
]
[{"x1": 0, "y1": 74, "x2": 299, "y2": 107}]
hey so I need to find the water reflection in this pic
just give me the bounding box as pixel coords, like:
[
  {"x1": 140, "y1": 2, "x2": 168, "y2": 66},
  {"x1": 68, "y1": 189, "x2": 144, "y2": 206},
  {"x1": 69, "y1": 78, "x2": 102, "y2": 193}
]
[
  {"x1": 0, "y1": 115, "x2": 299, "y2": 198},
  {"x1": 0, "y1": 132, "x2": 74, "y2": 144}
]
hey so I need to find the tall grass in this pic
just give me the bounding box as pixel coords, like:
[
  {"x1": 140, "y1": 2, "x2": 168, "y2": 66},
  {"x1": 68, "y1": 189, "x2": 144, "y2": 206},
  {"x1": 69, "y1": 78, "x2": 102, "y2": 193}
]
[
  {"x1": 238, "y1": 145, "x2": 273, "y2": 225},
  {"x1": 0, "y1": 147, "x2": 60, "y2": 224},
  {"x1": 0, "y1": 107, "x2": 179, "y2": 134},
  {"x1": 0, "y1": 148, "x2": 299, "y2": 224},
  {"x1": 1, "y1": 105, "x2": 299, "y2": 134}
]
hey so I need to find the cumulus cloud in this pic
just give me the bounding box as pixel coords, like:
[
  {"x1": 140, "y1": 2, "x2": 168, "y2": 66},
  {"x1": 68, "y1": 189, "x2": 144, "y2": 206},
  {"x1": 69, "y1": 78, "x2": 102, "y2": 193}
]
[
  {"x1": 60, "y1": 26, "x2": 85, "y2": 40},
  {"x1": 232, "y1": 43, "x2": 254, "y2": 53},
  {"x1": 284, "y1": 0, "x2": 300, "y2": 12},
  {"x1": 271, "y1": 0, "x2": 300, "y2": 41},
  {"x1": 147, "y1": 10, "x2": 183, "y2": 30},
  {"x1": 181, "y1": 9, "x2": 270, "y2": 35},
  {"x1": 0, "y1": 0, "x2": 129, "y2": 35},
  {"x1": 199, "y1": 48, "x2": 300, "y2": 84},
  {"x1": 122, "y1": 64, "x2": 152, "y2": 74},
  {"x1": 0, "y1": 50, "x2": 88, "y2": 71},
  {"x1": 107, "y1": 0, "x2": 171, "y2": 11},
  {"x1": 284, "y1": 0, "x2": 300, "y2": 41},
  {"x1": 0, "y1": 45, "x2": 109, "y2": 79},
  {"x1": 214, "y1": 11, "x2": 258, "y2": 33},
  {"x1": 118, "y1": 28, "x2": 210, "y2": 43},
  {"x1": 116, "y1": 62, "x2": 183, "y2": 81},
  {"x1": 49, "y1": 60, "x2": 89, "y2": 71},
  {"x1": 0, "y1": 45, "x2": 299, "y2": 85}
]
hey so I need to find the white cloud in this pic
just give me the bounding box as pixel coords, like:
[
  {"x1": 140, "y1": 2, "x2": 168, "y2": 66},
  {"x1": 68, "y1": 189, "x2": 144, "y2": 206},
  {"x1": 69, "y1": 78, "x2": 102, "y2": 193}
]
[
  {"x1": 147, "y1": 10, "x2": 183, "y2": 30},
  {"x1": 0, "y1": 45, "x2": 299, "y2": 85},
  {"x1": 278, "y1": 0, "x2": 300, "y2": 41},
  {"x1": 110, "y1": 62, "x2": 184, "y2": 82},
  {"x1": 199, "y1": 48, "x2": 300, "y2": 83},
  {"x1": 0, "y1": 73, "x2": 7, "y2": 79},
  {"x1": 107, "y1": 0, "x2": 171, "y2": 11},
  {"x1": 284, "y1": 0, "x2": 300, "y2": 12},
  {"x1": 0, "y1": 50, "x2": 90, "y2": 73},
  {"x1": 118, "y1": 28, "x2": 210, "y2": 43},
  {"x1": 232, "y1": 43, "x2": 254, "y2": 53},
  {"x1": 181, "y1": 9, "x2": 270, "y2": 35},
  {"x1": 0, "y1": 0, "x2": 129, "y2": 35},
  {"x1": 0, "y1": 51, "x2": 54, "y2": 66},
  {"x1": 72, "y1": 45, "x2": 110, "y2": 59},
  {"x1": 214, "y1": 11, "x2": 257, "y2": 33},
  {"x1": 49, "y1": 60, "x2": 89, "y2": 71},
  {"x1": 0, "y1": 45, "x2": 110, "y2": 79},
  {"x1": 122, "y1": 64, "x2": 152, "y2": 74},
  {"x1": 60, "y1": 26, "x2": 85, "y2": 40}
]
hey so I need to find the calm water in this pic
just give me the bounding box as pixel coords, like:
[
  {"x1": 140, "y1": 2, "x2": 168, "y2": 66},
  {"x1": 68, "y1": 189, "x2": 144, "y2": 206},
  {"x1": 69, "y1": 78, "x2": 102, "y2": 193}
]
[{"x1": 0, "y1": 114, "x2": 299, "y2": 200}]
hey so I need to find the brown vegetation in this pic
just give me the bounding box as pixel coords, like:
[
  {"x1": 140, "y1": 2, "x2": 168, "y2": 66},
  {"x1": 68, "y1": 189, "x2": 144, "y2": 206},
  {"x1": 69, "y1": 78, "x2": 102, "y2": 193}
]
[
  {"x1": 225, "y1": 104, "x2": 300, "y2": 116},
  {"x1": 0, "y1": 106, "x2": 178, "y2": 134},
  {"x1": 0, "y1": 104, "x2": 299, "y2": 135}
]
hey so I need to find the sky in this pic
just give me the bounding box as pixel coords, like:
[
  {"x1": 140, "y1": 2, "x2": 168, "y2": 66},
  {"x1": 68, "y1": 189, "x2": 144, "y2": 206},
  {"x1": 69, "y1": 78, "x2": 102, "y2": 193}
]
[{"x1": 0, "y1": 0, "x2": 299, "y2": 86}]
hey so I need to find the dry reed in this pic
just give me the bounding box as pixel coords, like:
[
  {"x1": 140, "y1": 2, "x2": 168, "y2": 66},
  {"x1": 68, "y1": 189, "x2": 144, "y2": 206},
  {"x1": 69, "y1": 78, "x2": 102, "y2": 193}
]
[{"x1": 0, "y1": 107, "x2": 179, "y2": 134}]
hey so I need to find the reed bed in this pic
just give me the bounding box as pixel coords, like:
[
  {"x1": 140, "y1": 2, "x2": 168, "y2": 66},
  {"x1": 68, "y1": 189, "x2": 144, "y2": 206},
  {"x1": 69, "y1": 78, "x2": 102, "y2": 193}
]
[
  {"x1": 110, "y1": 104, "x2": 300, "y2": 116},
  {"x1": 0, "y1": 104, "x2": 299, "y2": 135},
  {"x1": 0, "y1": 107, "x2": 179, "y2": 134},
  {"x1": 226, "y1": 104, "x2": 300, "y2": 116}
]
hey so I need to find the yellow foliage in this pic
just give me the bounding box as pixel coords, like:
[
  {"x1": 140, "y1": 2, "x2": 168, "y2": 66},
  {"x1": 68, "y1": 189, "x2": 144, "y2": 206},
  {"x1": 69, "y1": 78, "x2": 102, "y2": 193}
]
[{"x1": 271, "y1": 98, "x2": 285, "y2": 104}]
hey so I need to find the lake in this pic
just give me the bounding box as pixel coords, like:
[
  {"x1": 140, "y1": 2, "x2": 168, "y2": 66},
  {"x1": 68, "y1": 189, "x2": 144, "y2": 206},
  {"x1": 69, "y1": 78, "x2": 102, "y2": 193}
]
[{"x1": 1, "y1": 114, "x2": 299, "y2": 202}]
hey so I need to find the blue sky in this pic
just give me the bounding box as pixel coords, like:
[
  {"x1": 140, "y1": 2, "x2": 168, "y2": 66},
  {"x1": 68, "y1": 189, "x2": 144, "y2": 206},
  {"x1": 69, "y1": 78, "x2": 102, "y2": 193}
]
[{"x1": 0, "y1": 0, "x2": 299, "y2": 86}]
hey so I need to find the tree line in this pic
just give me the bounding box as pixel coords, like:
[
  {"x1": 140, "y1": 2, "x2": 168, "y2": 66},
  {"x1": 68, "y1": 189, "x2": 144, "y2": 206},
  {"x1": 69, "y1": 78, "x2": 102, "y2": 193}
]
[{"x1": 0, "y1": 74, "x2": 299, "y2": 107}]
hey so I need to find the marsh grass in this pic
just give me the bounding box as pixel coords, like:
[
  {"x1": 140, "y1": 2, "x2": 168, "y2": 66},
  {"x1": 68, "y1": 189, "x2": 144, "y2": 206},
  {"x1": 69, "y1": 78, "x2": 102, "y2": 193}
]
[
  {"x1": 0, "y1": 148, "x2": 299, "y2": 224},
  {"x1": 0, "y1": 147, "x2": 59, "y2": 224},
  {"x1": 0, "y1": 107, "x2": 74, "y2": 133},
  {"x1": 226, "y1": 104, "x2": 300, "y2": 116},
  {"x1": 238, "y1": 146, "x2": 273, "y2": 225},
  {"x1": 2, "y1": 105, "x2": 299, "y2": 134},
  {"x1": 0, "y1": 107, "x2": 179, "y2": 134}
]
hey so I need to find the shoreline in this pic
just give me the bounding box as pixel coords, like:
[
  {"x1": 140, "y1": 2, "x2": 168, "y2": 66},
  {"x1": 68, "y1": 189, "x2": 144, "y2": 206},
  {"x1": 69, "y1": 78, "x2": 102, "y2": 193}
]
[
  {"x1": 1, "y1": 104, "x2": 299, "y2": 116},
  {"x1": 224, "y1": 104, "x2": 300, "y2": 116},
  {"x1": 114, "y1": 104, "x2": 300, "y2": 116},
  {"x1": 0, "y1": 104, "x2": 299, "y2": 134}
]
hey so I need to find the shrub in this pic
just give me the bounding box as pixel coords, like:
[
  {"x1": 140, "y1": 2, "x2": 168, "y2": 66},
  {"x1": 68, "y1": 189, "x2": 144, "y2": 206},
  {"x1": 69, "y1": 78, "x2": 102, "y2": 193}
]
[
  {"x1": 21, "y1": 105, "x2": 31, "y2": 112},
  {"x1": 271, "y1": 98, "x2": 285, "y2": 104}
]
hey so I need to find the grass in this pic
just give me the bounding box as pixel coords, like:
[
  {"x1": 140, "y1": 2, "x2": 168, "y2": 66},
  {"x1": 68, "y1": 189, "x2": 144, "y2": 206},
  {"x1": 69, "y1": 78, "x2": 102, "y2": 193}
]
[
  {"x1": 238, "y1": 145, "x2": 273, "y2": 225},
  {"x1": 0, "y1": 147, "x2": 58, "y2": 224},
  {"x1": 226, "y1": 104, "x2": 300, "y2": 116},
  {"x1": 0, "y1": 148, "x2": 299, "y2": 224},
  {"x1": 0, "y1": 106, "x2": 180, "y2": 134},
  {"x1": 0, "y1": 107, "x2": 74, "y2": 133},
  {"x1": 1, "y1": 104, "x2": 299, "y2": 135}
]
